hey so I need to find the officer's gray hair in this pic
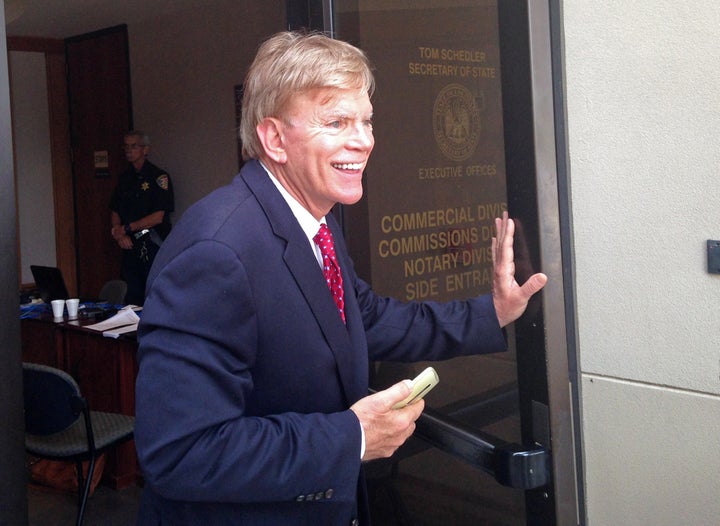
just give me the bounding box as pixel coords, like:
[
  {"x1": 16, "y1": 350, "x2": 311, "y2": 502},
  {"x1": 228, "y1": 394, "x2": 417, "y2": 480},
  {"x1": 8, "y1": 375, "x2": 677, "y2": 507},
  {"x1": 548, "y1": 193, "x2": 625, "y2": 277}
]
[{"x1": 125, "y1": 130, "x2": 150, "y2": 147}]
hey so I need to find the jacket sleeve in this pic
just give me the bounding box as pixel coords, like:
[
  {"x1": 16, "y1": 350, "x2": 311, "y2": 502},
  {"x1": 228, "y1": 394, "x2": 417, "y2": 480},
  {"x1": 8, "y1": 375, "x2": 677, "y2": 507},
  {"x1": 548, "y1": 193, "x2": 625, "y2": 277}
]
[
  {"x1": 134, "y1": 240, "x2": 362, "y2": 504},
  {"x1": 353, "y1": 272, "x2": 507, "y2": 363}
]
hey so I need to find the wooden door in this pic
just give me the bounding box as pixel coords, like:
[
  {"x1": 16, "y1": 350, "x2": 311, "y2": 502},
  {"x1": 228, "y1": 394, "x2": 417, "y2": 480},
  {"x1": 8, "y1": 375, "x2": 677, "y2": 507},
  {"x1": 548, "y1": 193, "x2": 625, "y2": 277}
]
[{"x1": 66, "y1": 25, "x2": 132, "y2": 299}]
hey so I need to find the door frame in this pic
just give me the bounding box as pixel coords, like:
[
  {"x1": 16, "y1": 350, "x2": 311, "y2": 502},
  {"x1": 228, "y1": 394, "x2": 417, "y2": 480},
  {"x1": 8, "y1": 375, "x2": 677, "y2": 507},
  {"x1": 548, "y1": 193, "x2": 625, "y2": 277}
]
[
  {"x1": 526, "y1": 0, "x2": 582, "y2": 523},
  {"x1": 1, "y1": 2, "x2": 28, "y2": 523}
]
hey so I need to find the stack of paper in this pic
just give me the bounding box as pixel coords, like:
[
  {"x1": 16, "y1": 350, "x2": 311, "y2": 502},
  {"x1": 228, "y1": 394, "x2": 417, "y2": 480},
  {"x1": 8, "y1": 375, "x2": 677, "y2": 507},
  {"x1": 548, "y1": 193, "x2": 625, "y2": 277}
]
[{"x1": 84, "y1": 306, "x2": 142, "y2": 338}]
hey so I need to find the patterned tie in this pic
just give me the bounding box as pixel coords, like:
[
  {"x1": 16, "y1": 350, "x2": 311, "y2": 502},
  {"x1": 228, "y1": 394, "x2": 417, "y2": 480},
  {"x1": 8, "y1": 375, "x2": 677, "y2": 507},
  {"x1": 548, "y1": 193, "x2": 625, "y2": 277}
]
[{"x1": 313, "y1": 223, "x2": 346, "y2": 323}]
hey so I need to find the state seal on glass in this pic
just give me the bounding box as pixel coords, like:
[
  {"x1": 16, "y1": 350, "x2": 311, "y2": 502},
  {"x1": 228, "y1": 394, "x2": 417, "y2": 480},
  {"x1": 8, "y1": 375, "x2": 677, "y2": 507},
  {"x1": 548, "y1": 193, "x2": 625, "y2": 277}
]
[{"x1": 433, "y1": 83, "x2": 481, "y2": 162}]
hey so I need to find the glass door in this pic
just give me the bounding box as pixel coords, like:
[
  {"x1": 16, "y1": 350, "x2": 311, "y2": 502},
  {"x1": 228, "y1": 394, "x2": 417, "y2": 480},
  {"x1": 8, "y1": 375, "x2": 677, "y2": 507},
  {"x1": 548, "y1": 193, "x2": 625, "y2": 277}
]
[{"x1": 314, "y1": 0, "x2": 577, "y2": 524}]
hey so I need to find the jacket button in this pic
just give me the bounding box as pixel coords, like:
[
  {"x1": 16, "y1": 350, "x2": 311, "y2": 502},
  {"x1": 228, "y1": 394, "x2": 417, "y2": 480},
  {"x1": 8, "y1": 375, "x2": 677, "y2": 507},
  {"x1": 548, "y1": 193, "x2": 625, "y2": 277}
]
[
  {"x1": 350, "y1": 519, "x2": 359, "y2": 526},
  {"x1": 296, "y1": 495, "x2": 305, "y2": 502},
  {"x1": 325, "y1": 488, "x2": 334, "y2": 499}
]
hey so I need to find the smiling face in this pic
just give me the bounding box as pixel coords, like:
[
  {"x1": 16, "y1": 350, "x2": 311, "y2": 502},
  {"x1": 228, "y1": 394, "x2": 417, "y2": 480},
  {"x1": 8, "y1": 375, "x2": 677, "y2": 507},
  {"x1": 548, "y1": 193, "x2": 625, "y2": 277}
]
[{"x1": 261, "y1": 87, "x2": 374, "y2": 220}]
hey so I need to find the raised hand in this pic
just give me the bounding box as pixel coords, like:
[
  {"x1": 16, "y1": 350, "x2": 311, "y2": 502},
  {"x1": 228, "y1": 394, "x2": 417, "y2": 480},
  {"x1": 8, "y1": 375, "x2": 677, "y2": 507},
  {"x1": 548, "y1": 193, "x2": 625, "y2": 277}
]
[{"x1": 491, "y1": 211, "x2": 548, "y2": 327}]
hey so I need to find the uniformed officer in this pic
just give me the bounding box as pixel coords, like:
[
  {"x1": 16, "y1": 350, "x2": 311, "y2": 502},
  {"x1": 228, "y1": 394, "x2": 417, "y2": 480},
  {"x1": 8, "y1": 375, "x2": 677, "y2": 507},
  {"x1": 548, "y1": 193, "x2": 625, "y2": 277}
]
[{"x1": 110, "y1": 130, "x2": 174, "y2": 305}]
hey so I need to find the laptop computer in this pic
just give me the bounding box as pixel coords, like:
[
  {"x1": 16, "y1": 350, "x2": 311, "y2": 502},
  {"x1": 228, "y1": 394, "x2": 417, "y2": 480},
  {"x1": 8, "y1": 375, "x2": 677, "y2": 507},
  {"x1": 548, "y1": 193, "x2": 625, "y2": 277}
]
[{"x1": 30, "y1": 265, "x2": 70, "y2": 303}]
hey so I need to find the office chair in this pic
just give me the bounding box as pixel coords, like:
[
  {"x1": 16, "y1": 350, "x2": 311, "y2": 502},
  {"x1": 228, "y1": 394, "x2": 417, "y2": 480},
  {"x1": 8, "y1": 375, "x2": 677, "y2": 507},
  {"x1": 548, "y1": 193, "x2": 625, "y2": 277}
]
[
  {"x1": 98, "y1": 279, "x2": 127, "y2": 305},
  {"x1": 23, "y1": 363, "x2": 135, "y2": 526}
]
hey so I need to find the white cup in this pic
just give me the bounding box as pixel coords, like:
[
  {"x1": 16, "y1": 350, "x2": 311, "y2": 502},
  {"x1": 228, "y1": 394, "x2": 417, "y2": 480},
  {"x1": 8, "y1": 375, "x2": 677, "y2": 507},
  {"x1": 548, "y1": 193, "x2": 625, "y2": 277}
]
[
  {"x1": 66, "y1": 298, "x2": 80, "y2": 318},
  {"x1": 51, "y1": 299, "x2": 65, "y2": 318}
]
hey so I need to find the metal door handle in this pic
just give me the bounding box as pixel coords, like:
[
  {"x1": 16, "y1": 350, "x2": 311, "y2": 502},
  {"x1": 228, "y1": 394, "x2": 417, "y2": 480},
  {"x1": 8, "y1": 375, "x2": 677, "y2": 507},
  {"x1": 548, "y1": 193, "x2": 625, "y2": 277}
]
[{"x1": 414, "y1": 404, "x2": 551, "y2": 489}]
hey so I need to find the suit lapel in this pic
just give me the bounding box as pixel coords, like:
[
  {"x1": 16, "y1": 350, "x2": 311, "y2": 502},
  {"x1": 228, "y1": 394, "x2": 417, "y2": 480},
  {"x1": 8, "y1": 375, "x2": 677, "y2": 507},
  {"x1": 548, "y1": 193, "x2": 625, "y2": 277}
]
[
  {"x1": 326, "y1": 216, "x2": 369, "y2": 403},
  {"x1": 242, "y1": 162, "x2": 367, "y2": 404}
]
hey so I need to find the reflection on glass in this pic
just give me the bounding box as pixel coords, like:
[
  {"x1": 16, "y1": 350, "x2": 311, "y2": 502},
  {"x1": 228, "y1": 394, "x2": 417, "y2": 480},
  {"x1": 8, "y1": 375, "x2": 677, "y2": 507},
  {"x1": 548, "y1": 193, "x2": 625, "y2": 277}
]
[{"x1": 334, "y1": 1, "x2": 527, "y2": 523}]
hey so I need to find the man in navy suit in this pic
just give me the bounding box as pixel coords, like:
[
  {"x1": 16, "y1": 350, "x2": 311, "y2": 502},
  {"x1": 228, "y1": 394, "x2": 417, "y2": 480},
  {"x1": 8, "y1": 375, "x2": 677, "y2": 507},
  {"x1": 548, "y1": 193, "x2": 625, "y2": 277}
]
[{"x1": 134, "y1": 31, "x2": 547, "y2": 525}]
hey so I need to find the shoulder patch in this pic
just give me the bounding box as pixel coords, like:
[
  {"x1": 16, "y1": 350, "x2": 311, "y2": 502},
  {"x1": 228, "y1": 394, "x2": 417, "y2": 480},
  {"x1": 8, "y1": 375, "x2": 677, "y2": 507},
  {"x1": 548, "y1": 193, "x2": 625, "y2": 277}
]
[{"x1": 156, "y1": 174, "x2": 169, "y2": 190}]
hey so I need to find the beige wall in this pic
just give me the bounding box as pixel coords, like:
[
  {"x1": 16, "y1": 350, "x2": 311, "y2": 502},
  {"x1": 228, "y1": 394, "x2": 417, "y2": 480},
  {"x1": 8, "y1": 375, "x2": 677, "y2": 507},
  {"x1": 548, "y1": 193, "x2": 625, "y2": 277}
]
[
  {"x1": 10, "y1": 50, "x2": 55, "y2": 283},
  {"x1": 563, "y1": 1, "x2": 720, "y2": 523},
  {"x1": 127, "y1": 0, "x2": 285, "y2": 218}
]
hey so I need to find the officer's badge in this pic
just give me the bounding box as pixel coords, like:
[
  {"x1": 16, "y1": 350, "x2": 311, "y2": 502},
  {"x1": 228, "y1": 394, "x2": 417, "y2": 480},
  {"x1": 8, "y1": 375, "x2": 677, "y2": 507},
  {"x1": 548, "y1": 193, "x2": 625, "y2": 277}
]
[
  {"x1": 156, "y1": 174, "x2": 169, "y2": 190},
  {"x1": 141, "y1": 182, "x2": 150, "y2": 191}
]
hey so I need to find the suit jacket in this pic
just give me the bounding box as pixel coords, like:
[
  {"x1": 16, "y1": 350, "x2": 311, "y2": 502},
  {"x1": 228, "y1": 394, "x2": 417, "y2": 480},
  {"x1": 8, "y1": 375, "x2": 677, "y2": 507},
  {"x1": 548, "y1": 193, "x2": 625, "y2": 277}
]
[{"x1": 134, "y1": 159, "x2": 507, "y2": 525}]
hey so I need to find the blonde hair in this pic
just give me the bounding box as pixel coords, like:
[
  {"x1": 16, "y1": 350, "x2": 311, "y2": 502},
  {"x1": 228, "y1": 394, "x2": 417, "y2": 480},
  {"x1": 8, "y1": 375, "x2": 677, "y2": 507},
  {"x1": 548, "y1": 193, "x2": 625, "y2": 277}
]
[{"x1": 240, "y1": 31, "x2": 375, "y2": 160}]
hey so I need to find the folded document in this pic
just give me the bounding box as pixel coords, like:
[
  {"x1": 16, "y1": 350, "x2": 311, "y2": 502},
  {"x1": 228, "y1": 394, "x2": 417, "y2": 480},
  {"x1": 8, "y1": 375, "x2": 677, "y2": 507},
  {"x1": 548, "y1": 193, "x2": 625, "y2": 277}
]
[{"x1": 84, "y1": 306, "x2": 141, "y2": 338}]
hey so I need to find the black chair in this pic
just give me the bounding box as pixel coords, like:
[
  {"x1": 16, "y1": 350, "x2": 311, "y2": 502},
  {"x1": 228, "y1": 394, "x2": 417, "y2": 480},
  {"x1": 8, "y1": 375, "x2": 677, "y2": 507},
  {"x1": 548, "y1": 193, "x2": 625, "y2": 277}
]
[
  {"x1": 23, "y1": 363, "x2": 135, "y2": 526},
  {"x1": 98, "y1": 279, "x2": 128, "y2": 305}
]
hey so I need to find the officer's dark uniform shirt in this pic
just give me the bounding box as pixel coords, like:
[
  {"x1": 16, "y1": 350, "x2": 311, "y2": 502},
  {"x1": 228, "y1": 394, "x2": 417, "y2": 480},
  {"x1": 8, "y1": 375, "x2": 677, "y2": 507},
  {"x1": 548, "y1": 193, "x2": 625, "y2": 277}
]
[
  {"x1": 110, "y1": 160, "x2": 174, "y2": 305},
  {"x1": 110, "y1": 160, "x2": 174, "y2": 238}
]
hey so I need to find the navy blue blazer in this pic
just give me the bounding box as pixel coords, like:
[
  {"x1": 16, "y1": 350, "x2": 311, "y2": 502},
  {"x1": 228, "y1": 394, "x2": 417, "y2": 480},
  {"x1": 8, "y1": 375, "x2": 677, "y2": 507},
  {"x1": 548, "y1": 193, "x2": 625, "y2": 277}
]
[{"x1": 134, "y1": 160, "x2": 506, "y2": 525}]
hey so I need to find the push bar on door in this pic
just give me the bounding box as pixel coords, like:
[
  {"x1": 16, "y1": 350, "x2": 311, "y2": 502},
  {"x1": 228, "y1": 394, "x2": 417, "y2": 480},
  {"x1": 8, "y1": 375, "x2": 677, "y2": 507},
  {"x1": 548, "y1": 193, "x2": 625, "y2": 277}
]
[{"x1": 413, "y1": 404, "x2": 551, "y2": 489}]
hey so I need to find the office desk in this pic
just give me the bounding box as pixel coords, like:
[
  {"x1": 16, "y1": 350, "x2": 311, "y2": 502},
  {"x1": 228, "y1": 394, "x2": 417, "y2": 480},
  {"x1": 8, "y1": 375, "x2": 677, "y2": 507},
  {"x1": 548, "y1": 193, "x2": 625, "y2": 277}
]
[{"x1": 21, "y1": 311, "x2": 139, "y2": 490}]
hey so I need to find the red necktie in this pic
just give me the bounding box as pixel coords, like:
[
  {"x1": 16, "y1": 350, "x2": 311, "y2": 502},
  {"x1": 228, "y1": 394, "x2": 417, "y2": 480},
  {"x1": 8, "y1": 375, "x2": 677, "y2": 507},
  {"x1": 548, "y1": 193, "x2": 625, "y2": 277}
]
[{"x1": 313, "y1": 223, "x2": 346, "y2": 323}]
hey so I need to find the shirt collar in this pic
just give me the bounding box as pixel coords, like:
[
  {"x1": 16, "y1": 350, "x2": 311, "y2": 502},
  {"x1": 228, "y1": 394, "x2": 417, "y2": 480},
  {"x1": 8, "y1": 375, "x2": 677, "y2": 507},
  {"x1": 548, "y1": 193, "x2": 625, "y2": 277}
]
[{"x1": 259, "y1": 162, "x2": 325, "y2": 263}]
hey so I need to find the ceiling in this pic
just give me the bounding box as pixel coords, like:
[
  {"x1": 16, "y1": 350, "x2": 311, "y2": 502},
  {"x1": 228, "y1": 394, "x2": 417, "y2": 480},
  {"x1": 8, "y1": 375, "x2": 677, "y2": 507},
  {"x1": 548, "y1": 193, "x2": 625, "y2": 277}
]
[{"x1": 5, "y1": 0, "x2": 201, "y2": 39}]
